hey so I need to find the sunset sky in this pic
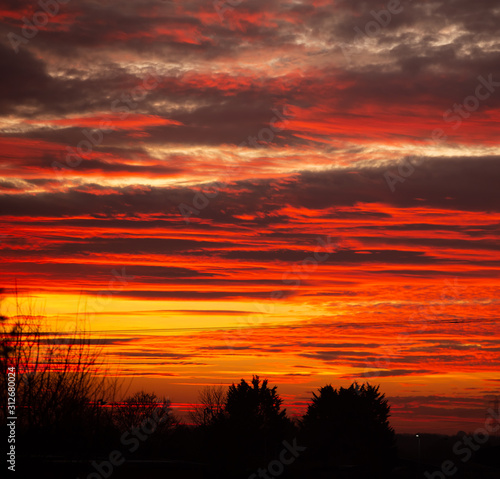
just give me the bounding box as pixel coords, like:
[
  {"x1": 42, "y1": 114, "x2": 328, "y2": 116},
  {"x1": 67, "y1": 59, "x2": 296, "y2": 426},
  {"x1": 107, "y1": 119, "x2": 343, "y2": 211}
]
[{"x1": 1, "y1": 0, "x2": 499, "y2": 434}]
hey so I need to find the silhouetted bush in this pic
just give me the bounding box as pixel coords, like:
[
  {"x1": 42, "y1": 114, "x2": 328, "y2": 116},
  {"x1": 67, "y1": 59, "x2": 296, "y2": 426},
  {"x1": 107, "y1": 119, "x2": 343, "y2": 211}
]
[
  {"x1": 301, "y1": 382, "x2": 396, "y2": 476},
  {"x1": 188, "y1": 376, "x2": 295, "y2": 477}
]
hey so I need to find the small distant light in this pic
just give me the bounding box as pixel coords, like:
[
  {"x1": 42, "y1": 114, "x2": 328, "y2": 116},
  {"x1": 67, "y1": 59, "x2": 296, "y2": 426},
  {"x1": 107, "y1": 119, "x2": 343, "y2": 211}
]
[{"x1": 416, "y1": 434, "x2": 419, "y2": 437}]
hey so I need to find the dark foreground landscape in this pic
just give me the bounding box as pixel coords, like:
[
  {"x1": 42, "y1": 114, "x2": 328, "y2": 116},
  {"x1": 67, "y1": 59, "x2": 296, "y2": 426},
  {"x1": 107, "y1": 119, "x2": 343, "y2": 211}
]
[{"x1": 2, "y1": 306, "x2": 500, "y2": 479}]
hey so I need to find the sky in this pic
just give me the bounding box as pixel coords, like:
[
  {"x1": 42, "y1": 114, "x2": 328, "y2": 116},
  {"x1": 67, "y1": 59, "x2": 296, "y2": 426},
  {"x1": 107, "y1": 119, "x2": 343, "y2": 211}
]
[{"x1": 0, "y1": 0, "x2": 499, "y2": 434}]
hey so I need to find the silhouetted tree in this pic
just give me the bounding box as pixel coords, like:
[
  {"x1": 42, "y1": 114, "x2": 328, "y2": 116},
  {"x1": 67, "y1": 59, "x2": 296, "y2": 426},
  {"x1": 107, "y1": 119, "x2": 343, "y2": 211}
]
[
  {"x1": 189, "y1": 385, "x2": 226, "y2": 427},
  {"x1": 194, "y1": 376, "x2": 294, "y2": 478},
  {"x1": 301, "y1": 382, "x2": 396, "y2": 475},
  {"x1": 113, "y1": 390, "x2": 174, "y2": 432},
  {"x1": 112, "y1": 390, "x2": 176, "y2": 458},
  {"x1": 0, "y1": 290, "x2": 117, "y2": 462},
  {"x1": 225, "y1": 375, "x2": 287, "y2": 431}
]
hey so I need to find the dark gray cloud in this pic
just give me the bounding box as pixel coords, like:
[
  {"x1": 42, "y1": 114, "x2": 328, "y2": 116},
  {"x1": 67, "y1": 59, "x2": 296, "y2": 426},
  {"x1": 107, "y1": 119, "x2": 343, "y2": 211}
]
[{"x1": 1, "y1": 156, "x2": 499, "y2": 220}]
